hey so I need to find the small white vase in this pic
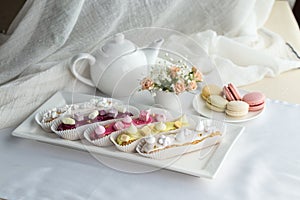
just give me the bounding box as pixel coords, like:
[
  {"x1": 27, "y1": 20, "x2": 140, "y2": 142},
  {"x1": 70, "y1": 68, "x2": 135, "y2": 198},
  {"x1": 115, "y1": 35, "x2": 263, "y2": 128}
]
[{"x1": 153, "y1": 91, "x2": 182, "y2": 111}]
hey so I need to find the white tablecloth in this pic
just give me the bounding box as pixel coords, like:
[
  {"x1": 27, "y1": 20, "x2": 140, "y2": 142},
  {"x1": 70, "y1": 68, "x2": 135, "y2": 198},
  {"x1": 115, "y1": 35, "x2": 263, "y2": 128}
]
[{"x1": 1, "y1": 98, "x2": 300, "y2": 200}]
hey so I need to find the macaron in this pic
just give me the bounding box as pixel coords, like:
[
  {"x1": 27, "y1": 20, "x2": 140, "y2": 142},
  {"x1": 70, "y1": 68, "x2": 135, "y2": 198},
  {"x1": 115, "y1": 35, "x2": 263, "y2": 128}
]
[
  {"x1": 223, "y1": 83, "x2": 242, "y2": 101},
  {"x1": 122, "y1": 115, "x2": 132, "y2": 124},
  {"x1": 226, "y1": 101, "x2": 249, "y2": 117},
  {"x1": 94, "y1": 125, "x2": 106, "y2": 137},
  {"x1": 201, "y1": 84, "x2": 223, "y2": 100},
  {"x1": 113, "y1": 121, "x2": 125, "y2": 130},
  {"x1": 242, "y1": 92, "x2": 265, "y2": 111},
  {"x1": 206, "y1": 95, "x2": 228, "y2": 112}
]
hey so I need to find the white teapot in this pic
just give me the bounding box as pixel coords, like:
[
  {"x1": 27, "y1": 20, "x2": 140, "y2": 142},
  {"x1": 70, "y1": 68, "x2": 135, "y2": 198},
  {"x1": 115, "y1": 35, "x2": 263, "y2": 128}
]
[{"x1": 69, "y1": 33, "x2": 164, "y2": 97}]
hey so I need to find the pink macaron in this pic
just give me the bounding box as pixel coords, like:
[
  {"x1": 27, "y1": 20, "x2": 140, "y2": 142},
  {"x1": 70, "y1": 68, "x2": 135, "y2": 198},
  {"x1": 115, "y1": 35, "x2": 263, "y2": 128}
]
[
  {"x1": 223, "y1": 83, "x2": 242, "y2": 101},
  {"x1": 242, "y1": 92, "x2": 265, "y2": 111}
]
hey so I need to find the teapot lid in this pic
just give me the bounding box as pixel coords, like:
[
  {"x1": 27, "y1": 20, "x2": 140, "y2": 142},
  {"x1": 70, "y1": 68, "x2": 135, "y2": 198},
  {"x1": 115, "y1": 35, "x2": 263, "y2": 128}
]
[{"x1": 101, "y1": 33, "x2": 136, "y2": 56}]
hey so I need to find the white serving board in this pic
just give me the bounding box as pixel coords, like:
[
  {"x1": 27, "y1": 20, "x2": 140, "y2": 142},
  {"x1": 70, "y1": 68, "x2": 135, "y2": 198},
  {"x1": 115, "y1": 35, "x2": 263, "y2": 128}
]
[{"x1": 12, "y1": 91, "x2": 244, "y2": 179}]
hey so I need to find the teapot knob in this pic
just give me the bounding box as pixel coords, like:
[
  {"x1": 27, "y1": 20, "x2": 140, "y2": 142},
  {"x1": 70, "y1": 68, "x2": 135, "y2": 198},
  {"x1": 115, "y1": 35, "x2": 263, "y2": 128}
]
[{"x1": 114, "y1": 33, "x2": 124, "y2": 43}]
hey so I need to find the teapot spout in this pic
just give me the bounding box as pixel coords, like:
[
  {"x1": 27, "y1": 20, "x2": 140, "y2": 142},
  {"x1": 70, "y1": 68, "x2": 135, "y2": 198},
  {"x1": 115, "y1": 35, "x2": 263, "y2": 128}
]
[{"x1": 144, "y1": 38, "x2": 164, "y2": 65}]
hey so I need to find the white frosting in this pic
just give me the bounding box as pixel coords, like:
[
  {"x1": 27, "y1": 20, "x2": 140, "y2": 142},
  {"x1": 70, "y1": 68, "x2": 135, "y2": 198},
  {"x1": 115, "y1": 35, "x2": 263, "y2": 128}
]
[
  {"x1": 102, "y1": 98, "x2": 108, "y2": 103},
  {"x1": 101, "y1": 98, "x2": 113, "y2": 107},
  {"x1": 116, "y1": 105, "x2": 127, "y2": 113},
  {"x1": 80, "y1": 103, "x2": 89, "y2": 109},
  {"x1": 74, "y1": 113, "x2": 84, "y2": 121},
  {"x1": 51, "y1": 111, "x2": 58, "y2": 118},
  {"x1": 87, "y1": 103, "x2": 94, "y2": 108},
  {"x1": 158, "y1": 135, "x2": 166, "y2": 145},
  {"x1": 62, "y1": 117, "x2": 75, "y2": 125},
  {"x1": 157, "y1": 135, "x2": 172, "y2": 147},
  {"x1": 155, "y1": 114, "x2": 167, "y2": 122},
  {"x1": 204, "y1": 119, "x2": 212, "y2": 132},
  {"x1": 97, "y1": 98, "x2": 111, "y2": 107},
  {"x1": 72, "y1": 104, "x2": 79, "y2": 110},
  {"x1": 145, "y1": 135, "x2": 156, "y2": 144},
  {"x1": 127, "y1": 124, "x2": 138, "y2": 134},
  {"x1": 88, "y1": 110, "x2": 99, "y2": 120},
  {"x1": 57, "y1": 107, "x2": 66, "y2": 113},
  {"x1": 195, "y1": 120, "x2": 204, "y2": 132},
  {"x1": 40, "y1": 98, "x2": 115, "y2": 124},
  {"x1": 90, "y1": 98, "x2": 98, "y2": 105},
  {"x1": 175, "y1": 130, "x2": 185, "y2": 142},
  {"x1": 180, "y1": 114, "x2": 188, "y2": 123},
  {"x1": 163, "y1": 136, "x2": 171, "y2": 146},
  {"x1": 155, "y1": 122, "x2": 166, "y2": 131}
]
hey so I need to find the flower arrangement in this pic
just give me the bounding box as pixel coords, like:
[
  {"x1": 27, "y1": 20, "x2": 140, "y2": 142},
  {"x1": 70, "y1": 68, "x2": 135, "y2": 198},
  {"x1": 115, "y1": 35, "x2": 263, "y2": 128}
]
[{"x1": 140, "y1": 60, "x2": 203, "y2": 95}]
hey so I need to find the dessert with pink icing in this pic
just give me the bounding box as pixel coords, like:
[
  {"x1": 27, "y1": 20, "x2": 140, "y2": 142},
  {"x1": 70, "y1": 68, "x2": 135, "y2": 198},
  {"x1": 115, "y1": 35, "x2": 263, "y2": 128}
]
[
  {"x1": 131, "y1": 109, "x2": 167, "y2": 125},
  {"x1": 36, "y1": 97, "x2": 114, "y2": 131},
  {"x1": 56, "y1": 108, "x2": 134, "y2": 131},
  {"x1": 89, "y1": 110, "x2": 167, "y2": 140}
]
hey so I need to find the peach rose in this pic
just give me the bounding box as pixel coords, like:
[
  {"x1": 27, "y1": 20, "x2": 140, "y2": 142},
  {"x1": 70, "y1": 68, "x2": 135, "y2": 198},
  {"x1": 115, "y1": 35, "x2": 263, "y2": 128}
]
[
  {"x1": 194, "y1": 71, "x2": 203, "y2": 82},
  {"x1": 174, "y1": 81, "x2": 186, "y2": 94},
  {"x1": 192, "y1": 66, "x2": 203, "y2": 82},
  {"x1": 170, "y1": 66, "x2": 181, "y2": 78},
  {"x1": 192, "y1": 66, "x2": 198, "y2": 73},
  {"x1": 141, "y1": 77, "x2": 154, "y2": 90},
  {"x1": 188, "y1": 80, "x2": 197, "y2": 91}
]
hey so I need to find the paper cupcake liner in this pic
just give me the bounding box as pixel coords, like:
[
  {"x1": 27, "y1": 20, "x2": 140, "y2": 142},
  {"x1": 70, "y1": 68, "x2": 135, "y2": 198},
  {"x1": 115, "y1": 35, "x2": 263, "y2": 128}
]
[
  {"x1": 136, "y1": 134, "x2": 223, "y2": 160},
  {"x1": 109, "y1": 131, "x2": 141, "y2": 153},
  {"x1": 35, "y1": 109, "x2": 59, "y2": 132},
  {"x1": 83, "y1": 113, "x2": 160, "y2": 148},
  {"x1": 51, "y1": 119, "x2": 90, "y2": 140},
  {"x1": 109, "y1": 114, "x2": 196, "y2": 153},
  {"x1": 49, "y1": 105, "x2": 140, "y2": 141},
  {"x1": 110, "y1": 123, "x2": 184, "y2": 153},
  {"x1": 35, "y1": 103, "x2": 139, "y2": 132}
]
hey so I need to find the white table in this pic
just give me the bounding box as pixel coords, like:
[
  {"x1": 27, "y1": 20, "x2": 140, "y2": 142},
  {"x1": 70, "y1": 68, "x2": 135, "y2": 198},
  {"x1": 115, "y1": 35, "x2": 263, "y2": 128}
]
[{"x1": 1, "y1": 97, "x2": 300, "y2": 200}]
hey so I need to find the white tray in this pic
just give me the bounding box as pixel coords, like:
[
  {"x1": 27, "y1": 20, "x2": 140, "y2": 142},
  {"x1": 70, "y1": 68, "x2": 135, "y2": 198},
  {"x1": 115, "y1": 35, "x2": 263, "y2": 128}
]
[{"x1": 12, "y1": 91, "x2": 244, "y2": 179}]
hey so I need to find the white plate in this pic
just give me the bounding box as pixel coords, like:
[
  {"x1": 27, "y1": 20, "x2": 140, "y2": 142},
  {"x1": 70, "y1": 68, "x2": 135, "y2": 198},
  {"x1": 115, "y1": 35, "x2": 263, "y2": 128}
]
[
  {"x1": 12, "y1": 91, "x2": 244, "y2": 179},
  {"x1": 192, "y1": 94, "x2": 265, "y2": 123}
]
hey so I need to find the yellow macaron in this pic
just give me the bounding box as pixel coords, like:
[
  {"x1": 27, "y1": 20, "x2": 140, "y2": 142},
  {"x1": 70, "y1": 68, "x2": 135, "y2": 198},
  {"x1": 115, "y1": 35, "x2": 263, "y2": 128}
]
[{"x1": 201, "y1": 84, "x2": 223, "y2": 100}]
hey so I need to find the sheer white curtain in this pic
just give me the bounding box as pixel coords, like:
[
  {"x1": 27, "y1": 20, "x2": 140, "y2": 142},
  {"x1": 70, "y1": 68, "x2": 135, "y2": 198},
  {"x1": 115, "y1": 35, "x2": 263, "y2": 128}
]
[{"x1": 0, "y1": 0, "x2": 299, "y2": 128}]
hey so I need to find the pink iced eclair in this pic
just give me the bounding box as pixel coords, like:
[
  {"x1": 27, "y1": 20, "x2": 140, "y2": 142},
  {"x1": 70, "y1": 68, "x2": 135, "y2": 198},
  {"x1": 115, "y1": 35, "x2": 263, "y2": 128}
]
[
  {"x1": 223, "y1": 83, "x2": 242, "y2": 101},
  {"x1": 89, "y1": 116, "x2": 134, "y2": 140},
  {"x1": 242, "y1": 92, "x2": 265, "y2": 111}
]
